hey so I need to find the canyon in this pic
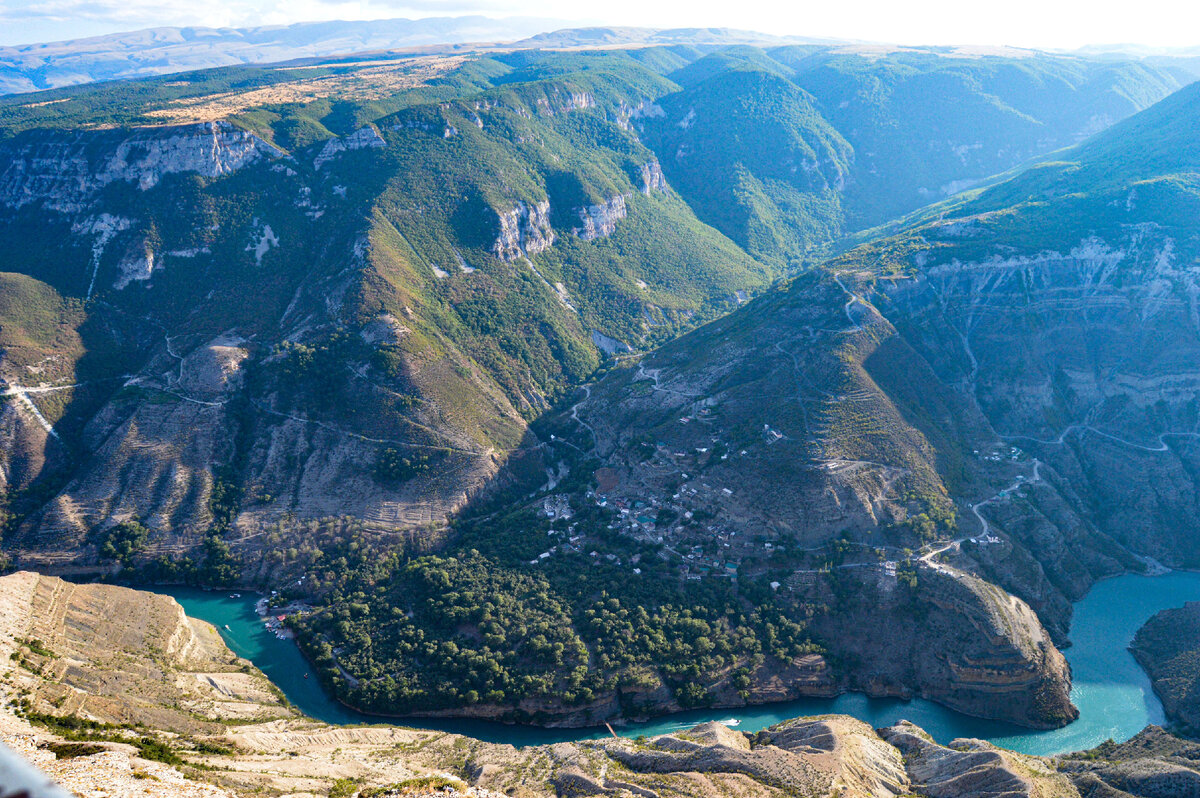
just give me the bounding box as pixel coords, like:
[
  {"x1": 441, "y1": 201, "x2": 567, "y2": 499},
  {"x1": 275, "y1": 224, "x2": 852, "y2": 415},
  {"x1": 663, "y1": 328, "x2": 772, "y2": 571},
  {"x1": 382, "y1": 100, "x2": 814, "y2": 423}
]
[
  {"x1": 2, "y1": 35, "x2": 1200, "y2": 783},
  {"x1": 3, "y1": 571, "x2": 1195, "y2": 798}
]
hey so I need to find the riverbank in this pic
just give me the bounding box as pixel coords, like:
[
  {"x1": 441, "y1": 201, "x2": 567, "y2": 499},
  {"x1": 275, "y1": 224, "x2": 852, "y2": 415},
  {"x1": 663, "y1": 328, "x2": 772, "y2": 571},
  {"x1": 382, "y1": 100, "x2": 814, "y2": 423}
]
[
  {"x1": 8, "y1": 570, "x2": 1198, "y2": 798},
  {"x1": 158, "y1": 568, "x2": 1200, "y2": 755}
]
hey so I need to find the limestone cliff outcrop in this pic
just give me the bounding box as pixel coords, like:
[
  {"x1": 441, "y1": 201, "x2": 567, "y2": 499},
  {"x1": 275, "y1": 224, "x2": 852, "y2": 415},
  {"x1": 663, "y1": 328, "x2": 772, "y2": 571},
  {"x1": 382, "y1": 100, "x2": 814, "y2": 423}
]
[
  {"x1": 880, "y1": 721, "x2": 1076, "y2": 797},
  {"x1": 0, "y1": 572, "x2": 291, "y2": 733},
  {"x1": 405, "y1": 651, "x2": 838, "y2": 729},
  {"x1": 805, "y1": 564, "x2": 1075, "y2": 729},
  {"x1": 28, "y1": 336, "x2": 249, "y2": 553},
  {"x1": 571, "y1": 194, "x2": 628, "y2": 240},
  {"x1": 492, "y1": 199, "x2": 555, "y2": 261},
  {"x1": 1057, "y1": 725, "x2": 1200, "y2": 797},
  {"x1": 0, "y1": 117, "x2": 540, "y2": 566},
  {"x1": 312, "y1": 125, "x2": 386, "y2": 169},
  {"x1": 0, "y1": 121, "x2": 283, "y2": 212},
  {"x1": 639, "y1": 160, "x2": 669, "y2": 195},
  {"x1": 866, "y1": 226, "x2": 1200, "y2": 633}
]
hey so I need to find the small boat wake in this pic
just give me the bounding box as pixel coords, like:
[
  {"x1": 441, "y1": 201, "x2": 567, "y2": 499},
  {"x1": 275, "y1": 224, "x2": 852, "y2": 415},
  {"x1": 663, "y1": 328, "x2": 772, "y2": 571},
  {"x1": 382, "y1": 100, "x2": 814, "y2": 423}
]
[{"x1": 660, "y1": 717, "x2": 740, "y2": 734}]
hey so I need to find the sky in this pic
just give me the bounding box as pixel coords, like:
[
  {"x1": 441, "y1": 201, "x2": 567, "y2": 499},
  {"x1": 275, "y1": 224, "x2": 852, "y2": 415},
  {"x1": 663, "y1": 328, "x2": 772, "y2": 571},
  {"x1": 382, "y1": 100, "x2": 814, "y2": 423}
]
[{"x1": 2, "y1": 0, "x2": 1199, "y2": 50}]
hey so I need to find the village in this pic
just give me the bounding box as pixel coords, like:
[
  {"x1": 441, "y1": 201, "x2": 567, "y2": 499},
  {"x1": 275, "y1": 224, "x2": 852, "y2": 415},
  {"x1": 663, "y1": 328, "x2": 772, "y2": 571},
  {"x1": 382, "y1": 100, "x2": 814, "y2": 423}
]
[
  {"x1": 257, "y1": 588, "x2": 313, "y2": 639},
  {"x1": 529, "y1": 414, "x2": 1031, "y2": 587}
]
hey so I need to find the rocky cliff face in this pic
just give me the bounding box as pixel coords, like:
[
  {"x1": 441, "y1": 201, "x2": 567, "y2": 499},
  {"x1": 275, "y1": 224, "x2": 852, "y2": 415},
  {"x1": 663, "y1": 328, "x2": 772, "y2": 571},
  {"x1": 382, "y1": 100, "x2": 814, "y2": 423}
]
[
  {"x1": 0, "y1": 121, "x2": 283, "y2": 212},
  {"x1": 880, "y1": 721, "x2": 1076, "y2": 797},
  {"x1": 570, "y1": 194, "x2": 628, "y2": 240},
  {"x1": 313, "y1": 125, "x2": 385, "y2": 169},
  {"x1": 0, "y1": 119, "x2": 531, "y2": 568},
  {"x1": 492, "y1": 199, "x2": 556, "y2": 261},
  {"x1": 1057, "y1": 725, "x2": 1200, "y2": 797},
  {"x1": 639, "y1": 160, "x2": 668, "y2": 194},
  {"x1": 29, "y1": 337, "x2": 248, "y2": 551},
  {"x1": 809, "y1": 566, "x2": 1076, "y2": 729},
  {"x1": 405, "y1": 651, "x2": 839, "y2": 729},
  {"x1": 835, "y1": 223, "x2": 1200, "y2": 644}
]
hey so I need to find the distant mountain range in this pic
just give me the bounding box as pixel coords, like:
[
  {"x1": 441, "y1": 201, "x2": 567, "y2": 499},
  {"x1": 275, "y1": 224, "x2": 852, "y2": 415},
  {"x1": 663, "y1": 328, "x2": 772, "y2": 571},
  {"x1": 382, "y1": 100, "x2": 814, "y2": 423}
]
[
  {"x1": 0, "y1": 16, "x2": 572, "y2": 95},
  {"x1": 0, "y1": 19, "x2": 861, "y2": 96},
  {"x1": 7, "y1": 16, "x2": 1200, "y2": 99}
]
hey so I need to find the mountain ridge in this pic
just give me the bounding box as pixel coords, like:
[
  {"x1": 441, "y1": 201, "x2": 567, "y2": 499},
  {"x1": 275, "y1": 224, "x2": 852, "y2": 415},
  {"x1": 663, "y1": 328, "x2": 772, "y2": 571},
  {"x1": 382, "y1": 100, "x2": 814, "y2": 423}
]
[
  {"x1": 458, "y1": 59, "x2": 1200, "y2": 729},
  {"x1": 1, "y1": 41, "x2": 1198, "y2": 738},
  {"x1": 0, "y1": 16, "x2": 567, "y2": 94}
]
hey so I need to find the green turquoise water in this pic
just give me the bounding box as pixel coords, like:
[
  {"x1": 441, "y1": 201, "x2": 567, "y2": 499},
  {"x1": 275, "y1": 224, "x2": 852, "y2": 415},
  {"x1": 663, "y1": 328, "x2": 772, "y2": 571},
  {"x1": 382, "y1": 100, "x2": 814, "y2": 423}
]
[{"x1": 161, "y1": 569, "x2": 1200, "y2": 754}]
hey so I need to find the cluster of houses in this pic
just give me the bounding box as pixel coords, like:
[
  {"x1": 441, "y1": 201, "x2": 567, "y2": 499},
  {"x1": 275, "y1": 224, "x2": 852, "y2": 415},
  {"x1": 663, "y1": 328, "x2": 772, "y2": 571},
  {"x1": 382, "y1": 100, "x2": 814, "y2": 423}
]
[
  {"x1": 533, "y1": 407, "x2": 980, "y2": 585},
  {"x1": 526, "y1": 440, "x2": 786, "y2": 582},
  {"x1": 974, "y1": 445, "x2": 1023, "y2": 462},
  {"x1": 256, "y1": 592, "x2": 310, "y2": 640}
]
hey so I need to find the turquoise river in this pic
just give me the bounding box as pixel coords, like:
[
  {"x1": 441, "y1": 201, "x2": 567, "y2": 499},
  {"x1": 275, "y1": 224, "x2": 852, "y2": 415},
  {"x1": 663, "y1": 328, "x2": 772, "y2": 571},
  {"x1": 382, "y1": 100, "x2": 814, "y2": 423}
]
[{"x1": 161, "y1": 569, "x2": 1200, "y2": 754}]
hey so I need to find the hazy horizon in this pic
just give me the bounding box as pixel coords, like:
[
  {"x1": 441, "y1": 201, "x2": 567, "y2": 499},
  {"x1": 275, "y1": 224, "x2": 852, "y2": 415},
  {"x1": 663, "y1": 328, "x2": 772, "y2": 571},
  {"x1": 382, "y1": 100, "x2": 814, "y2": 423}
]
[{"x1": 1, "y1": 1, "x2": 1198, "y2": 51}]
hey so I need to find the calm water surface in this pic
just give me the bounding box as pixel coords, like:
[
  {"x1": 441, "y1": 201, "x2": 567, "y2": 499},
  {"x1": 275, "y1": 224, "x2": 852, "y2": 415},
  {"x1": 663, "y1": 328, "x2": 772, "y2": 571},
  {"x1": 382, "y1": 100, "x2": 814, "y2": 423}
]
[{"x1": 161, "y1": 569, "x2": 1200, "y2": 754}]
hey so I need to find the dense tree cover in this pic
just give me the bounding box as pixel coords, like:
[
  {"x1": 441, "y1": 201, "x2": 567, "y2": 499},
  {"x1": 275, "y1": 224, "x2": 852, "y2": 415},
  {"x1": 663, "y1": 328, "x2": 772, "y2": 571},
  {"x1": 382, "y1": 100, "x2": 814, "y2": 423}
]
[
  {"x1": 296, "y1": 548, "x2": 819, "y2": 716},
  {"x1": 208, "y1": 465, "x2": 243, "y2": 534},
  {"x1": 274, "y1": 330, "x2": 363, "y2": 409},
  {"x1": 640, "y1": 66, "x2": 851, "y2": 270},
  {"x1": 133, "y1": 533, "x2": 243, "y2": 587},
  {"x1": 373, "y1": 449, "x2": 433, "y2": 484},
  {"x1": 291, "y1": 468, "x2": 822, "y2": 718},
  {"x1": 95, "y1": 521, "x2": 149, "y2": 567}
]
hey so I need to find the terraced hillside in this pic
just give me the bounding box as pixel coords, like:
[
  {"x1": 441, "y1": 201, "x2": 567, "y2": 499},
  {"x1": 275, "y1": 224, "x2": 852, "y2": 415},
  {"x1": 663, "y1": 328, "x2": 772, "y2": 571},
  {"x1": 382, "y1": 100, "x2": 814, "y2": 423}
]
[
  {"x1": 474, "y1": 77, "x2": 1200, "y2": 726},
  {"x1": 0, "y1": 44, "x2": 1183, "y2": 570},
  {"x1": 0, "y1": 40, "x2": 1196, "y2": 732},
  {"x1": 0, "y1": 52, "x2": 768, "y2": 574}
]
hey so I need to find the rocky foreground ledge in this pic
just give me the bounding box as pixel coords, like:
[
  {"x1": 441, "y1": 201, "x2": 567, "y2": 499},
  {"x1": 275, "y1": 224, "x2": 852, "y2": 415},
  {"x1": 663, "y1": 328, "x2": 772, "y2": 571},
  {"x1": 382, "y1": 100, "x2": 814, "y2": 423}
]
[{"x1": 0, "y1": 571, "x2": 1197, "y2": 798}]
